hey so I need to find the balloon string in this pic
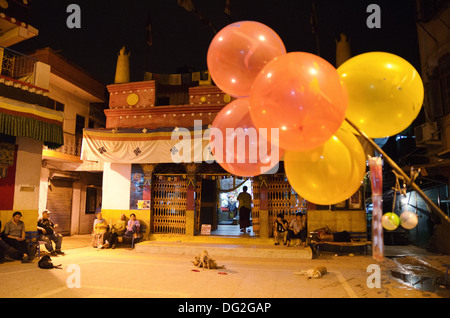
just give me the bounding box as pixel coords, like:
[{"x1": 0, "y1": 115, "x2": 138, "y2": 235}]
[
  {"x1": 391, "y1": 171, "x2": 407, "y2": 212},
  {"x1": 344, "y1": 117, "x2": 450, "y2": 224},
  {"x1": 392, "y1": 186, "x2": 397, "y2": 213}
]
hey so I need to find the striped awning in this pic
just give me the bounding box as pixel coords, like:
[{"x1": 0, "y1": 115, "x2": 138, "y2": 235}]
[
  {"x1": 0, "y1": 96, "x2": 63, "y2": 148},
  {"x1": 81, "y1": 125, "x2": 214, "y2": 164}
]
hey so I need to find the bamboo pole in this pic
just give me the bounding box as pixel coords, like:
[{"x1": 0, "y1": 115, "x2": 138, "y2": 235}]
[{"x1": 345, "y1": 118, "x2": 450, "y2": 224}]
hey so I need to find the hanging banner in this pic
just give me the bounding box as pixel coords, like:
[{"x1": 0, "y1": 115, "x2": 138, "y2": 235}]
[
  {"x1": 369, "y1": 156, "x2": 384, "y2": 262},
  {"x1": 81, "y1": 125, "x2": 214, "y2": 164},
  {"x1": 0, "y1": 96, "x2": 64, "y2": 148}
]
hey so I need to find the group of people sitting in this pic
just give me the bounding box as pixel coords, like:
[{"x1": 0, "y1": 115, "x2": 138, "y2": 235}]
[
  {"x1": 273, "y1": 212, "x2": 355, "y2": 247},
  {"x1": 273, "y1": 212, "x2": 308, "y2": 247},
  {"x1": 0, "y1": 210, "x2": 64, "y2": 264},
  {"x1": 0, "y1": 210, "x2": 142, "y2": 263},
  {"x1": 92, "y1": 212, "x2": 140, "y2": 249}
]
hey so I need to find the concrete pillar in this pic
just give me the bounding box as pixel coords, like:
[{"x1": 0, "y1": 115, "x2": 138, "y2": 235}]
[
  {"x1": 259, "y1": 183, "x2": 270, "y2": 239},
  {"x1": 71, "y1": 181, "x2": 82, "y2": 235},
  {"x1": 255, "y1": 176, "x2": 270, "y2": 239},
  {"x1": 141, "y1": 164, "x2": 155, "y2": 239},
  {"x1": 13, "y1": 137, "x2": 42, "y2": 230},
  {"x1": 34, "y1": 61, "x2": 50, "y2": 89},
  {"x1": 185, "y1": 163, "x2": 198, "y2": 236},
  {"x1": 102, "y1": 162, "x2": 131, "y2": 210}
]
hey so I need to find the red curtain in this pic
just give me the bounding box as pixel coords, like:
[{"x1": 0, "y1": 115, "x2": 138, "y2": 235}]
[{"x1": 0, "y1": 146, "x2": 17, "y2": 210}]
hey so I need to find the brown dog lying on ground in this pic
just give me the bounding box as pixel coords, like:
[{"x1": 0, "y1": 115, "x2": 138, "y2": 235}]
[{"x1": 294, "y1": 266, "x2": 327, "y2": 279}]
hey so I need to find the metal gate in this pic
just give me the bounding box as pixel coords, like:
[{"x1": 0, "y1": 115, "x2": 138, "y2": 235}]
[
  {"x1": 267, "y1": 175, "x2": 307, "y2": 236},
  {"x1": 152, "y1": 175, "x2": 187, "y2": 234}
]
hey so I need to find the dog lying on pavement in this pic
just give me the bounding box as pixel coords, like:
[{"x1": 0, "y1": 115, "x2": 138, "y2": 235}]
[
  {"x1": 38, "y1": 255, "x2": 62, "y2": 269},
  {"x1": 294, "y1": 266, "x2": 327, "y2": 279}
]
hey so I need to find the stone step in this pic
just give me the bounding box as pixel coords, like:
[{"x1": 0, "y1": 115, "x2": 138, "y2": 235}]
[{"x1": 135, "y1": 235, "x2": 313, "y2": 260}]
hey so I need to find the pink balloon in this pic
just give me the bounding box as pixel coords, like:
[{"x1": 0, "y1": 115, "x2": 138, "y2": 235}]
[
  {"x1": 209, "y1": 98, "x2": 284, "y2": 177},
  {"x1": 207, "y1": 21, "x2": 286, "y2": 98},
  {"x1": 250, "y1": 52, "x2": 348, "y2": 151}
]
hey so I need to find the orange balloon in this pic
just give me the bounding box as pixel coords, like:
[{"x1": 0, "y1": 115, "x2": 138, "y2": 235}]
[
  {"x1": 207, "y1": 21, "x2": 286, "y2": 98},
  {"x1": 249, "y1": 52, "x2": 348, "y2": 151},
  {"x1": 210, "y1": 98, "x2": 284, "y2": 177}
]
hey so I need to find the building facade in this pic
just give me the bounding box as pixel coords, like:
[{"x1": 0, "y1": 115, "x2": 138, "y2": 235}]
[
  {"x1": 29, "y1": 47, "x2": 107, "y2": 235},
  {"x1": 409, "y1": 0, "x2": 450, "y2": 254},
  {"x1": 0, "y1": 3, "x2": 64, "y2": 231},
  {"x1": 82, "y1": 78, "x2": 367, "y2": 241}
]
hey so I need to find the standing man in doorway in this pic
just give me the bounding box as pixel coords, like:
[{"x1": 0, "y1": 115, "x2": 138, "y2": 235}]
[{"x1": 237, "y1": 186, "x2": 252, "y2": 233}]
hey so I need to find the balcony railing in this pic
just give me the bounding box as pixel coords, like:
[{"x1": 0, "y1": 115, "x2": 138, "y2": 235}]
[
  {"x1": 0, "y1": 46, "x2": 37, "y2": 86},
  {"x1": 43, "y1": 132, "x2": 82, "y2": 159}
]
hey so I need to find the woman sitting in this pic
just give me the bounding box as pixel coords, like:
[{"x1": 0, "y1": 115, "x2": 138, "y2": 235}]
[
  {"x1": 124, "y1": 213, "x2": 140, "y2": 238},
  {"x1": 92, "y1": 212, "x2": 109, "y2": 249}
]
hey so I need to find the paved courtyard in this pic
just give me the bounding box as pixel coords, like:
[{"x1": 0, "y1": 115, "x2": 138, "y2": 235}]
[{"x1": 1, "y1": 235, "x2": 449, "y2": 308}]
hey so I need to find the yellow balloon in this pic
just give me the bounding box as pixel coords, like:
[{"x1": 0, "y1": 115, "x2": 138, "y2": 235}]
[
  {"x1": 285, "y1": 127, "x2": 366, "y2": 205},
  {"x1": 339, "y1": 119, "x2": 360, "y2": 136},
  {"x1": 338, "y1": 52, "x2": 424, "y2": 138}
]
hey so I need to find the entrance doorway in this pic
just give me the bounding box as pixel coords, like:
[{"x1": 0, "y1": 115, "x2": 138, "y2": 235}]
[
  {"x1": 210, "y1": 176, "x2": 254, "y2": 236},
  {"x1": 200, "y1": 178, "x2": 217, "y2": 231}
]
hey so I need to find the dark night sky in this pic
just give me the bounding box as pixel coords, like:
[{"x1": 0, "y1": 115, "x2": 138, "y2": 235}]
[{"x1": 12, "y1": 0, "x2": 421, "y2": 86}]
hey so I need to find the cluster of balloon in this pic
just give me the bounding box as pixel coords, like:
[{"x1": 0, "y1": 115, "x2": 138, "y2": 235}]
[
  {"x1": 207, "y1": 21, "x2": 286, "y2": 177},
  {"x1": 381, "y1": 211, "x2": 419, "y2": 231},
  {"x1": 207, "y1": 21, "x2": 424, "y2": 206},
  {"x1": 210, "y1": 98, "x2": 284, "y2": 177}
]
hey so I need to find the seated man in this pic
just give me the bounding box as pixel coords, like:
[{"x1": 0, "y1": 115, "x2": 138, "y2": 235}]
[
  {"x1": 0, "y1": 220, "x2": 22, "y2": 263},
  {"x1": 273, "y1": 213, "x2": 288, "y2": 245},
  {"x1": 2, "y1": 212, "x2": 33, "y2": 262},
  {"x1": 287, "y1": 212, "x2": 308, "y2": 247},
  {"x1": 37, "y1": 210, "x2": 64, "y2": 256}
]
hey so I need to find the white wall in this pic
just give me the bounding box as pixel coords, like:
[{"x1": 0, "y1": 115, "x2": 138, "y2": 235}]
[
  {"x1": 13, "y1": 137, "x2": 42, "y2": 210},
  {"x1": 34, "y1": 61, "x2": 51, "y2": 90},
  {"x1": 39, "y1": 166, "x2": 49, "y2": 214},
  {"x1": 102, "y1": 162, "x2": 131, "y2": 210},
  {"x1": 13, "y1": 137, "x2": 43, "y2": 230},
  {"x1": 48, "y1": 83, "x2": 91, "y2": 132},
  {"x1": 71, "y1": 181, "x2": 81, "y2": 235}
]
